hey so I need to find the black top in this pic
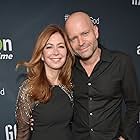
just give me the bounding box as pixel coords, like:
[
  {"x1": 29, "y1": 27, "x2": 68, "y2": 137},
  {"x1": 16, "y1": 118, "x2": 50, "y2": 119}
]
[
  {"x1": 30, "y1": 86, "x2": 73, "y2": 140},
  {"x1": 72, "y1": 47, "x2": 139, "y2": 140}
]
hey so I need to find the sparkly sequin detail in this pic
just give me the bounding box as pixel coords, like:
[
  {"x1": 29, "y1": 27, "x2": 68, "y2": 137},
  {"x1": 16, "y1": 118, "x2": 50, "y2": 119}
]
[
  {"x1": 15, "y1": 80, "x2": 39, "y2": 127},
  {"x1": 58, "y1": 84, "x2": 74, "y2": 107}
]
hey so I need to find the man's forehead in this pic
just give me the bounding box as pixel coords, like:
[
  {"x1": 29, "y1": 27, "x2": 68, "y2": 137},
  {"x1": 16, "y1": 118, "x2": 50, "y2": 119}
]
[{"x1": 65, "y1": 14, "x2": 93, "y2": 31}]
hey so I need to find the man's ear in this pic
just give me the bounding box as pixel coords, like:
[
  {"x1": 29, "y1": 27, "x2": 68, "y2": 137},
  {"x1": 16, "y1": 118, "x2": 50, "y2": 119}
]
[{"x1": 93, "y1": 25, "x2": 99, "y2": 39}]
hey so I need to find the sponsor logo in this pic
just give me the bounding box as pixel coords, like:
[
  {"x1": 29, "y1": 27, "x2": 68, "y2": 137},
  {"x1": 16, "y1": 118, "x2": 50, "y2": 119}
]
[
  {"x1": 90, "y1": 17, "x2": 100, "y2": 25},
  {"x1": 0, "y1": 88, "x2": 6, "y2": 96},
  {"x1": 0, "y1": 38, "x2": 14, "y2": 60},
  {"x1": 64, "y1": 14, "x2": 69, "y2": 21},
  {"x1": 64, "y1": 14, "x2": 100, "y2": 25},
  {"x1": 132, "y1": 0, "x2": 140, "y2": 5},
  {"x1": 138, "y1": 112, "x2": 140, "y2": 123},
  {"x1": 5, "y1": 124, "x2": 16, "y2": 140},
  {"x1": 137, "y1": 45, "x2": 140, "y2": 55}
]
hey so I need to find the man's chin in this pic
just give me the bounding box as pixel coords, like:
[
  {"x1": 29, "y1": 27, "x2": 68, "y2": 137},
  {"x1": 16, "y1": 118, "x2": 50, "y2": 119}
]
[
  {"x1": 78, "y1": 55, "x2": 91, "y2": 61},
  {"x1": 74, "y1": 52, "x2": 92, "y2": 60}
]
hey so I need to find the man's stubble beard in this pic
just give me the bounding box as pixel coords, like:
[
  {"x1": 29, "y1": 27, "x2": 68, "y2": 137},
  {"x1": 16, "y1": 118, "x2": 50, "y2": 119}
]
[{"x1": 77, "y1": 41, "x2": 98, "y2": 61}]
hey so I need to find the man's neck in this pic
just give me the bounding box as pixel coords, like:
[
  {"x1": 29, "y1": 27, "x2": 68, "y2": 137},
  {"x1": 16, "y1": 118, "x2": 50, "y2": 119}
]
[{"x1": 80, "y1": 48, "x2": 101, "y2": 77}]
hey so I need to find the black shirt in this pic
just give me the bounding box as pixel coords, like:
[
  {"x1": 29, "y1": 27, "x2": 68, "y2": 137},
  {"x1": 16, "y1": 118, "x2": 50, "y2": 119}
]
[
  {"x1": 72, "y1": 47, "x2": 139, "y2": 140},
  {"x1": 31, "y1": 86, "x2": 73, "y2": 140}
]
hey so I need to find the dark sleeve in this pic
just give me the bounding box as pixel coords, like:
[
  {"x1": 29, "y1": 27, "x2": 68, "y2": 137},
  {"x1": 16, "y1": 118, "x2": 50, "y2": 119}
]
[
  {"x1": 15, "y1": 80, "x2": 32, "y2": 140},
  {"x1": 120, "y1": 55, "x2": 139, "y2": 139}
]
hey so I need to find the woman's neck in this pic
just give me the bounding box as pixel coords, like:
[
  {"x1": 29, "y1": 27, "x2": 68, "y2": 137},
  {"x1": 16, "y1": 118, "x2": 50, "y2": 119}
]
[{"x1": 45, "y1": 68, "x2": 60, "y2": 85}]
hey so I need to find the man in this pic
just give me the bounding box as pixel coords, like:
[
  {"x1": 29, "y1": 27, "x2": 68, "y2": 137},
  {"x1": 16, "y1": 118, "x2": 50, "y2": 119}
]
[{"x1": 65, "y1": 11, "x2": 139, "y2": 140}]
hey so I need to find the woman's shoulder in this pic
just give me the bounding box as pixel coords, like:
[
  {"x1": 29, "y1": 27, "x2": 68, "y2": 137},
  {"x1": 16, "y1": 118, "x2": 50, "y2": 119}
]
[{"x1": 18, "y1": 79, "x2": 32, "y2": 101}]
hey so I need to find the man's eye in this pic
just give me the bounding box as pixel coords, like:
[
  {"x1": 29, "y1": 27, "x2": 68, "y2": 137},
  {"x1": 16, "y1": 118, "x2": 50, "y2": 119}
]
[
  {"x1": 70, "y1": 37, "x2": 76, "y2": 42},
  {"x1": 83, "y1": 32, "x2": 89, "y2": 36}
]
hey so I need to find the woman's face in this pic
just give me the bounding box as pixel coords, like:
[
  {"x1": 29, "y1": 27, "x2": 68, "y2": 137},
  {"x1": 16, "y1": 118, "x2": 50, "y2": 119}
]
[{"x1": 42, "y1": 32, "x2": 67, "y2": 71}]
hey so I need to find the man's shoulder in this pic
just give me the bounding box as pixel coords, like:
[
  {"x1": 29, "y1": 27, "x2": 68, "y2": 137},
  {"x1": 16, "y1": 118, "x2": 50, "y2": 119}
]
[{"x1": 104, "y1": 47, "x2": 131, "y2": 60}]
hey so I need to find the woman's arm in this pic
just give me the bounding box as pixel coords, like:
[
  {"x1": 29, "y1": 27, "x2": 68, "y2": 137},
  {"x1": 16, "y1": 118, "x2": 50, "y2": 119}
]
[{"x1": 15, "y1": 80, "x2": 32, "y2": 140}]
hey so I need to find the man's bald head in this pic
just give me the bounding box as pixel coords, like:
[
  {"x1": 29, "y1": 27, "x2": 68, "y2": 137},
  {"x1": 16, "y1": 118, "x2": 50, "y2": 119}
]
[
  {"x1": 65, "y1": 12, "x2": 93, "y2": 31},
  {"x1": 64, "y1": 11, "x2": 99, "y2": 60}
]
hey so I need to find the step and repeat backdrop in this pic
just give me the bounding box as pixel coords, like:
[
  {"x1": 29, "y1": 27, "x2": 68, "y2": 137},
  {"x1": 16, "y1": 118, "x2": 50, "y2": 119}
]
[{"x1": 0, "y1": 0, "x2": 140, "y2": 139}]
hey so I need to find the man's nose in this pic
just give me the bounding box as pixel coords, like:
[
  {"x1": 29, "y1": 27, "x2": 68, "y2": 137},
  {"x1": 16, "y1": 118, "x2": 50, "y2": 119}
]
[{"x1": 78, "y1": 36, "x2": 84, "y2": 46}]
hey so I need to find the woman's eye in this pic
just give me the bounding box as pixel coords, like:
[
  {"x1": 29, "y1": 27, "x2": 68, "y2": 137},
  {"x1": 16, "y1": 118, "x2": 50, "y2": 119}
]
[
  {"x1": 58, "y1": 45, "x2": 65, "y2": 48},
  {"x1": 45, "y1": 46, "x2": 52, "y2": 49}
]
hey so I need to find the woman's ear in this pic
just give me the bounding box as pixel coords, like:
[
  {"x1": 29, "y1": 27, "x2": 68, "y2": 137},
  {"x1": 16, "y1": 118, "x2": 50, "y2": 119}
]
[{"x1": 41, "y1": 55, "x2": 44, "y2": 61}]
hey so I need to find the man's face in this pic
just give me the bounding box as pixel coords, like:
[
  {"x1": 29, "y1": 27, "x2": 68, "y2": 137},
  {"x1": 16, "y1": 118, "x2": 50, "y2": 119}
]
[{"x1": 65, "y1": 16, "x2": 99, "y2": 60}]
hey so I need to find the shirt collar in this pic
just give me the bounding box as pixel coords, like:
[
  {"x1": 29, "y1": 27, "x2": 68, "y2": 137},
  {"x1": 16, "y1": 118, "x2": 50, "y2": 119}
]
[
  {"x1": 74, "y1": 44, "x2": 114, "y2": 69},
  {"x1": 99, "y1": 45, "x2": 113, "y2": 63}
]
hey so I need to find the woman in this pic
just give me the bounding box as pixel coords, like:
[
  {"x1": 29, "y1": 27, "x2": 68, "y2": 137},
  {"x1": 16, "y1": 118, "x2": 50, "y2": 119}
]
[{"x1": 15, "y1": 25, "x2": 74, "y2": 140}]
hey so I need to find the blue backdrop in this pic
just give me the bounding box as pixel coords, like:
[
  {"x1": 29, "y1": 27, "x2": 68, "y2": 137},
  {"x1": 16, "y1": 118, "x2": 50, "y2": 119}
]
[{"x1": 0, "y1": 0, "x2": 139, "y2": 139}]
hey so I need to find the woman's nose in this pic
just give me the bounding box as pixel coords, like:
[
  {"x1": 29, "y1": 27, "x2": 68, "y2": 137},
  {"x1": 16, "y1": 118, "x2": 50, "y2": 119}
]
[{"x1": 53, "y1": 48, "x2": 59, "y2": 55}]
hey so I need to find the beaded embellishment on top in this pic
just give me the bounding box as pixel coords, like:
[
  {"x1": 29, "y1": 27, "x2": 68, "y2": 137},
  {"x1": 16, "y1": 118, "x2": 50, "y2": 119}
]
[
  {"x1": 58, "y1": 84, "x2": 74, "y2": 107},
  {"x1": 15, "y1": 80, "x2": 34, "y2": 125}
]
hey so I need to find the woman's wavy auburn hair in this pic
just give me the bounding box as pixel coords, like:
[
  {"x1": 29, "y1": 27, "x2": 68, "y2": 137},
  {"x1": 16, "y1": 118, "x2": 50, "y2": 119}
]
[{"x1": 17, "y1": 24, "x2": 74, "y2": 102}]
